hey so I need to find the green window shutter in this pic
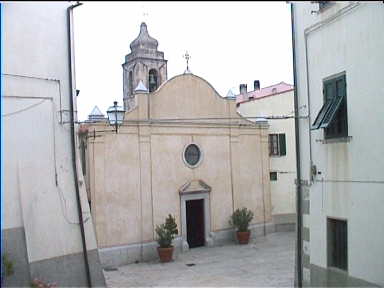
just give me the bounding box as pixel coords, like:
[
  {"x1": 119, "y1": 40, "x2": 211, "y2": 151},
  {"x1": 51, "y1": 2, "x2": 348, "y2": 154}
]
[
  {"x1": 324, "y1": 81, "x2": 335, "y2": 101},
  {"x1": 320, "y1": 96, "x2": 344, "y2": 128},
  {"x1": 279, "y1": 134, "x2": 286, "y2": 156},
  {"x1": 312, "y1": 81, "x2": 336, "y2": 130},
  {"x1": 336, "y1": 76, "x2": 346, "y2": 98},
  {"x1": 311, "y1": 100, "x2": 334, "y2": 130},
  {"x1": 322, "y1": 75, "x2": 347, "y2": 129}
]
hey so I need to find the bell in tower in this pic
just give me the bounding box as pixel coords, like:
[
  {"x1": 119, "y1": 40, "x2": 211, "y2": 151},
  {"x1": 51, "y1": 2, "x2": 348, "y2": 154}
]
[
  {"x1": 148, "y1": 69, "x2": 158, "y2": 92},
  {"x1": 122, "y1": 22, "x2": 168, "y2": 111}
]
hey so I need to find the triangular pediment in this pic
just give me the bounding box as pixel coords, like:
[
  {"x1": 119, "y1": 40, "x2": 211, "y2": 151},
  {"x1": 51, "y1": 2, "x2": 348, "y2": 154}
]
[{"x1": 179, "y1": 179, "x2": 211, "y2": 195}]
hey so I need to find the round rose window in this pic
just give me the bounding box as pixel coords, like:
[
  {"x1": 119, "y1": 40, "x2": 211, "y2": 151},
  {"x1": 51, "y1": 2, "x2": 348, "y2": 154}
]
[{"x1": 184, "y1": 144, "x2": 201, "y2": 167}]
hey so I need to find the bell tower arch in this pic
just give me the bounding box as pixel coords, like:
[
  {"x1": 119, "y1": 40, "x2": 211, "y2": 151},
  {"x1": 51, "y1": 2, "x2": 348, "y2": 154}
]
[{"x1": 122, "y1": 22, "x2": 167, "y2": 111}]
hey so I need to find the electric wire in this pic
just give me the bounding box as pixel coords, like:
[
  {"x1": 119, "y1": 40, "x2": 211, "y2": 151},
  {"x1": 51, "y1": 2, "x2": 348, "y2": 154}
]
[{"x1": 2, "y1": 99, "x2": 48, "y2": 117}]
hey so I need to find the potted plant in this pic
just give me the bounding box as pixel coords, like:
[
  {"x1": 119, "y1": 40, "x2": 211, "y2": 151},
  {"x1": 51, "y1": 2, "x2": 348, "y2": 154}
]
[
  {"x1": 155, "y1": 214, "x2": 178, "y2": 262},
  {"x1": 229, "y1": 207, "x2": 254, "y2": 244}
]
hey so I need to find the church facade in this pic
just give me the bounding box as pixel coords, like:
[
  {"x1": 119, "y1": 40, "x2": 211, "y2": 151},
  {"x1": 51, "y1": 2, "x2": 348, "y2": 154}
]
[{"x1": 82, "y1": 23, "x2": 274, "y2": 268}]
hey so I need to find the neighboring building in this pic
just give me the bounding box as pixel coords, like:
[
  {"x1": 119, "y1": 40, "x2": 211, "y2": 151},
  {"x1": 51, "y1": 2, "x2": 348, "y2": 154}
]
[
  {"x1": 292, "y1": 2, "x2": 384, "y2": 286},
  {"x1": 237, "y1": 81, "x2": 296, "y2": 231},
  {"x1": 2, "y1": 3, "x2": 105, "y2": 286},
  {"x1": 81, "y1": 23, "x2": 274, "y2": 268}
]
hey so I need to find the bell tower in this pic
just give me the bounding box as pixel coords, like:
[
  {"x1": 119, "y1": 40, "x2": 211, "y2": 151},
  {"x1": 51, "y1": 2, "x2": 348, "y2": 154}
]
[{"x1": 122, "y1": 22, "x2": 168, "y2": 111}]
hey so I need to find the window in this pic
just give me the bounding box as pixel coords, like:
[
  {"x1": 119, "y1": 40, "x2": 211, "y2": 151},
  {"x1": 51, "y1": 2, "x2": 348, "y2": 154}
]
[
  {"x1": 311, "y1": 74, "x2": 348, "y2": 139},
  {"x1": 270, "y1": 172, "x2": 277, "y2": 181},
  {"x1": 183, "y1": 144, "x2": 202, "y2": 168},
  {"x1": 318, "y1": 1, "x2": 332, "y2": 11},
  {"x1": 148, "y1": 69, "x2": 158, "y2": 92},
  {"x1": 269, "y1": 134, "x2": 286, "y2": 156},
  {"x1": 129, "y1": 71, "x2": 133, "y2": 95},
  {"x1": 311, "y1": 1, "x2": 333, "y2": 12},
  {"x1": 327, "y1": 218, "x2": 348, "y2": 271}
]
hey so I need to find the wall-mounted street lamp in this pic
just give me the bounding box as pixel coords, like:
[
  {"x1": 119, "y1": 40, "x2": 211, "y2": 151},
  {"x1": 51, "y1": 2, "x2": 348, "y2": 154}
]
[{"x1": 106, "y1": 101, "x2": 125, "y2": 133}]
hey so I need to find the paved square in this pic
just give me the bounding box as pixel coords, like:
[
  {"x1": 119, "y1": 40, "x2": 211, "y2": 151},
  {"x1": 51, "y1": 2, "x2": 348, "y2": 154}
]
[{"x1": 104, "y1": 231, "x2": 295, "y2": 287}]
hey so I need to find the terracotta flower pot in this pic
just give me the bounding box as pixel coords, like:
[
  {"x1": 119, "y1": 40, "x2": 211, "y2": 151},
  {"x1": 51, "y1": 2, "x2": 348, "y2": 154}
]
[
  {"x1": 237, "y1": 231, "x2": 251, "y2": 244},
  {"x1": 157, "y1": 246, "x2": 174, "y2": 263}
]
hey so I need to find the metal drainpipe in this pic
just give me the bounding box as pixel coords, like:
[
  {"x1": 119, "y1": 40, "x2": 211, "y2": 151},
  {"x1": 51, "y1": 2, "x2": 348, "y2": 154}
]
[
  {"x1": 67, "y1": 2, "x2": 92, "y2": 287},
  {"x1": 291, "y1": 3, "x2": 303, "y2": 287}
]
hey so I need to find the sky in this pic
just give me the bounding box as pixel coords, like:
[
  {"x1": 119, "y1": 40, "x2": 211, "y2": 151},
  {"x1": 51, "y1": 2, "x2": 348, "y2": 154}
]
[{"x1": 73, "y1": 1, "x2": 293, "y2": 121}]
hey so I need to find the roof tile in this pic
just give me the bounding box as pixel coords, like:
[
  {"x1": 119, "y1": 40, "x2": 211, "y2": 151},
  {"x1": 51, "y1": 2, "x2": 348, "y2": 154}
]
[{"x1": 236, "y1": 82, "x2": 293, "y2": 104}]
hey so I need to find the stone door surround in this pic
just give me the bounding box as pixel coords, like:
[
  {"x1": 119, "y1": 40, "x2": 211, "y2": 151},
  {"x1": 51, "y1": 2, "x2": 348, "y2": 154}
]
[{"x1": 179, "y1": 180, "x2": 213, "y2": 251}]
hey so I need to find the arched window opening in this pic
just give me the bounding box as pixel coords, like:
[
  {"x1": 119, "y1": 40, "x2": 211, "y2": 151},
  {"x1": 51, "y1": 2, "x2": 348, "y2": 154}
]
[
  {"x1": 148, "y1": 69, "x2": 158, "y2": 92},
  {"x1": 129, "y1": 71, "x2": 133, "y2": 95}
]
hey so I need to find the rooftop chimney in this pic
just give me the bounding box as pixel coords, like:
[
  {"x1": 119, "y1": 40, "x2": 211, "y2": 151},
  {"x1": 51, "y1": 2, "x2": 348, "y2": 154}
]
[
  {"x1": 239, "y1": 84, "x2": 247, "y2": 95},
  {"x1": 254, "y1": 80, "x2": 260, "y2": 91}
]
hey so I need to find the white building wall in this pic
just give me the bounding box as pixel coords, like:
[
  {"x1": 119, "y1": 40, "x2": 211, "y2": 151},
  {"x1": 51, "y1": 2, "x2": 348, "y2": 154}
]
[
  {"x1": 293, "y1": 2, "x2": 384, "y2": 286},
  {"x1": 237, "y1": 90, "x2": 296, "y2": 225},
  {"x1": 2, "y1": 2, "x2": 104, "y2": 286}
]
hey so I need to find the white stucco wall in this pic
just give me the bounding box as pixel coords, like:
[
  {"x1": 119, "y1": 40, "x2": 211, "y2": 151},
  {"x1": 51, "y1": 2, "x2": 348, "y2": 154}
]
[
  {"x1": 237, "y1": 90, "x2": 296, "y2": 221},
  {"x1": 3, "y1": 2, "x2": 97, "y2": 263},
  {"x1": 293, "y1": 2, "x2": 384, "y2": 285}
]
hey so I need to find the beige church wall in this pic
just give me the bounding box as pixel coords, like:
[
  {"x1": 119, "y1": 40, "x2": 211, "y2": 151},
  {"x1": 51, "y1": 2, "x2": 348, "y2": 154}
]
[
  {"x1": 150, "y1": 134, "x2": 190, "y2": 236},
  {"x1": 87, "y1": 135, "x2": 102, "y2": 237},
  {"x1": 150, "y1": 74, "x2": 230, "y2": 120},
  {"x1": 87, "y1": 124, "x2": 270, "y2": 248},
  {"x1": 148, "y1": 125, "x2": 266, "y2": 233},
  {"x1": 190, "y1": 134, "x2": 233, "y2": 231},
  {"x1": 84, "y1": 74, "x2": 273, "y2": 267},
  {"x1": 232, "y1": 132, "x2": 272, "y2": 225},
  {"x1": 89, "y1": 131, "x2": 142, "y2": 248},
  {"x1": 89, "y1": 135, "x2": 106, "y2": 246},
  {"x1": 137, "y1": 127, "x2": 155, "y2": 243}
]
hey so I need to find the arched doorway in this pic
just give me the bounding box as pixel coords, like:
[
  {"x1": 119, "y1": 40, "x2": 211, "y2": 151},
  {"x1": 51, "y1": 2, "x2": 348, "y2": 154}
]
[
  {"x1": 179, "y1": 180, "x2": 212, "y2": 250},
  {"x1": 186, "y1": 199, "x2": 205, "y2": 248},
  {"x1": 148, "y1": 69, "x2": 158, "y2": 92}
]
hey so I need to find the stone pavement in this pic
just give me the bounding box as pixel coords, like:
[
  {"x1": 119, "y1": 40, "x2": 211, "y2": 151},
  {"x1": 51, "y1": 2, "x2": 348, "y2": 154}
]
[{"x1": 104, "y1": 231, "x2": 295, "y2": 287}]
